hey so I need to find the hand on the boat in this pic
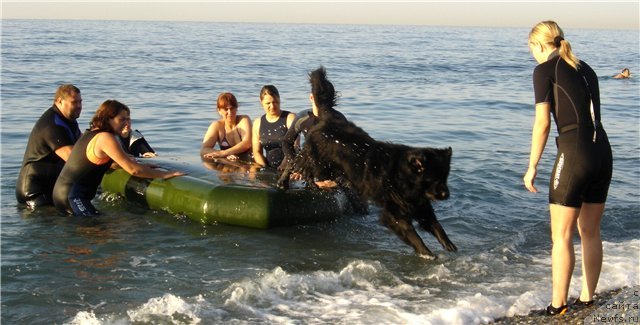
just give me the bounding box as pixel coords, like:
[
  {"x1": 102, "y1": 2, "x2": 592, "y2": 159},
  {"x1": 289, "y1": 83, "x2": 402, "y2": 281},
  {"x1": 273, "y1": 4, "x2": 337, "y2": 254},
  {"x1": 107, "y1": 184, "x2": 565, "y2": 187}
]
[
  {"x1": 315, "y1": 180, "x2": 338, "y2": 189},
  {"x1": 163, "y1": 170, "x2": 186, "y2": 179},
  {"x1": 290, "y1": 172, "x2": 303, "y2": 181},
  {"x1": 203, "y1": 150, "x2": 224, "y2": 159},
  {"x1": 142, "y1": 152, "x2": 157, "y2": 158}
]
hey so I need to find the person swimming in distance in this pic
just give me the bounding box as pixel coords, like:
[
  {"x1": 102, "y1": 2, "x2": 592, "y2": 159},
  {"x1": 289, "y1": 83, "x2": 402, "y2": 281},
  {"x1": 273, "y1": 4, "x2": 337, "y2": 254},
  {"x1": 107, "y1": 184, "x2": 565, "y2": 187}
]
[
  {"x1": 613, "y1": 68, "x2": 631, "y2": 79},
  {"x1": 200, "y1": 92, "x2": 253, "y2": 162},
  {"x1": 53, "y1": 99, "x2": 184, "y2": 216}
]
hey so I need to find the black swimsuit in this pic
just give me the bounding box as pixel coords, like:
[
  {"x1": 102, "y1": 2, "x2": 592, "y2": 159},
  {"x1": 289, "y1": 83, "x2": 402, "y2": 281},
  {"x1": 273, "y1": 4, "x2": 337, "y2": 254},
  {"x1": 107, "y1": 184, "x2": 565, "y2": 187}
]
[
  {"x1": 53, "y1": 130, "x2": 112, "y2": 216},
  {"x1": 218, "y1": 120, "x2": 252, "y2": 161},
  {"x1": 533, "y1": 54, "x2": 612, "y2": 207},
  {"x1": 281, "y1": 109, "x2": 346, "y2": 164},
  {"x1": 220, "y1": 128, "x2": 242, "y2": 150},
  {"x1": 259, "y1": 111, "x2": 290, "y2": 168},
  {"x1": 16, "y1": 106, "x2": 81, "y2": 206}
]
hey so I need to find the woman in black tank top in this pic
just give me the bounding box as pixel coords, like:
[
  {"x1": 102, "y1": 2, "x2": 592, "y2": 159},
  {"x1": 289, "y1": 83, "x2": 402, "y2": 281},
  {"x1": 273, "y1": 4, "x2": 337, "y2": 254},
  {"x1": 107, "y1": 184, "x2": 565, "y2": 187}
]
[
  {"x1": 251, "y1": 85, "x2": 296, "y2": 169},
  {"x1": 52, "y1": 100, "x2": 184, "y2": 216},
  {"x1": 524, "y1": 21, "x2": 612, "y2": 315}
]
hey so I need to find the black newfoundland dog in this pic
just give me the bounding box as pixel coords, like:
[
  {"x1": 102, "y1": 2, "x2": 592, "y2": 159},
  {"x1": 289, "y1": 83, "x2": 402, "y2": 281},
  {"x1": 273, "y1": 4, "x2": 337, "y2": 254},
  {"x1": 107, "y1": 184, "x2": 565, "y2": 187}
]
[{"x1": 278, "y1": 67, "x2": 457, "y2": 259}]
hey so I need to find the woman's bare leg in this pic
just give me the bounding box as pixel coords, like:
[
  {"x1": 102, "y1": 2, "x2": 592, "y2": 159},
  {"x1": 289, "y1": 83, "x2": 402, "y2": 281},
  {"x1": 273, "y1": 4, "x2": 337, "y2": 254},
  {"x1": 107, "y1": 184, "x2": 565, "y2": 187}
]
[
  {"x1": 577, "y1": 202, "x2": 605, "y2": 302},
  {"x1": 549, "y1": 204, "x2": 580, "y2": 308}
]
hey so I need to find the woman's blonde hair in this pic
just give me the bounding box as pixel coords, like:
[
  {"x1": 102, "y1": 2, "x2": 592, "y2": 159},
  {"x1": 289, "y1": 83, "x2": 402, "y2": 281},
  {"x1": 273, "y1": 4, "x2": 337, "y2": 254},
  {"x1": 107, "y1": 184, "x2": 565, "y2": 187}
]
[{"x1": 529, "y1": 20, "x2": 580, "y2": 69}]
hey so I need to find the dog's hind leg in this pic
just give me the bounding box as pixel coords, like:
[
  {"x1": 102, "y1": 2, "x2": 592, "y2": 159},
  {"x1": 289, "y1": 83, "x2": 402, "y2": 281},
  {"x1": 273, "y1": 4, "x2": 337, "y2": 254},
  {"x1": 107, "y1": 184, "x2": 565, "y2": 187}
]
[
  {"x1": 341, "y1": 182, "x2": 369, "y2": 214},
  {"x1": 415, "y1": 203, "x2": 457, "y2": 252},
  {"x1": 380, "y1": 206, "x2": 436, "y2": 259}
]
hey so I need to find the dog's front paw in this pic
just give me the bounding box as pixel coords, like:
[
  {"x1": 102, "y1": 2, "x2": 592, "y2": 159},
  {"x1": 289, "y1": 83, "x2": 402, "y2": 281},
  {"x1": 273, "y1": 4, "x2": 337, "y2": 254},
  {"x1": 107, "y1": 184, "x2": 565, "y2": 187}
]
[
  {"x1": 276, "y1": 178, "x2": 290, "y2": 190},
  {"x1": 444, "y1": 242, "x2": 458, "y2": 252},
  {"x1": 417, "y1": 253, "x2": 437, "y2": 260}
]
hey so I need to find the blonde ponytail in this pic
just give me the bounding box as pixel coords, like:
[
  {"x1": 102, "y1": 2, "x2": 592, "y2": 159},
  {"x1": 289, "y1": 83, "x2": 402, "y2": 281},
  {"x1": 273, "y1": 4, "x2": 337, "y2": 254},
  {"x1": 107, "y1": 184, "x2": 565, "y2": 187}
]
[
  {"x1": 529, "y1": 21, "x2": 580, "y2": 69},
  {"x1": 557, "y1": 38, "x2": 580, "y2": 70}
]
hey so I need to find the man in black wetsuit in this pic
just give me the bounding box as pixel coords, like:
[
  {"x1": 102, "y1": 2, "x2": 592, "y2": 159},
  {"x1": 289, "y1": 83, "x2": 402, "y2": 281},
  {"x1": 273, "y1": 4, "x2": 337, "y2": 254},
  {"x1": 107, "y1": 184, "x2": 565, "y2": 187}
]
[{"x1": 16, "y1": 84, "x2": 83, "y2": 208}]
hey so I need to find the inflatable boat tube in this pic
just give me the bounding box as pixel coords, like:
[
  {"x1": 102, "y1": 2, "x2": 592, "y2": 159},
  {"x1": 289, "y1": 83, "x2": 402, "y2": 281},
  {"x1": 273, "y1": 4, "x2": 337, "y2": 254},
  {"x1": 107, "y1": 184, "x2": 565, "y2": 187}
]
[{"x1": 100, "y1": 168, "x2": 350, "y2": 229}]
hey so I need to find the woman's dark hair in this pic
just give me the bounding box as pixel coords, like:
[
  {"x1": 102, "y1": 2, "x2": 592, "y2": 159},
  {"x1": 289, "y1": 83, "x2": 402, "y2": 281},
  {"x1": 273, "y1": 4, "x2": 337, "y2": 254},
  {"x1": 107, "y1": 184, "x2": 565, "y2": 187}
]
[
  {"x1": 309, "y1": 66, "x2": 338, "y2": 111},
  {"x1": 90, "y1": 99, "x2": 130, "y2": 133},
  {"x1": 259, "y1": 85, "x2": 280, "y2": 103},
  {"x1": 217, "y1": 92, "x2": 238, "y2": 109}
]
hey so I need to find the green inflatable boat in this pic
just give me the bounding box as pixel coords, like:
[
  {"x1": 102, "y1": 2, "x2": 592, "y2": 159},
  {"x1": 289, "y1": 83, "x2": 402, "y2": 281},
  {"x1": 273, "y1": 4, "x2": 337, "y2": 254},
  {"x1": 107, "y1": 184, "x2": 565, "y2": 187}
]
[{"x1": 100, "y1": 158, "x2": 352, "y2": 229}]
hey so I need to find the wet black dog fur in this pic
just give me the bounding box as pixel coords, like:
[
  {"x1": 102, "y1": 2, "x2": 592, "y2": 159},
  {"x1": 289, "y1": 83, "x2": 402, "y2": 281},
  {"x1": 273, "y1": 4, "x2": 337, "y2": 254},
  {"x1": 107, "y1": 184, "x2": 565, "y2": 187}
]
[{"x1": 278, "y1": 114, "x2": 457, "y2": 258}]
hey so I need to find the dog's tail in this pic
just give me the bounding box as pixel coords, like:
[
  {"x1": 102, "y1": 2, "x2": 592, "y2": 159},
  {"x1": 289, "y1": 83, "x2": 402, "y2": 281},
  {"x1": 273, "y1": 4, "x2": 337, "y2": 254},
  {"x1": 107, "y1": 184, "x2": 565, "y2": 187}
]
[{"x1": 309, "y1": 66, "x2": 339, "y2": 120}]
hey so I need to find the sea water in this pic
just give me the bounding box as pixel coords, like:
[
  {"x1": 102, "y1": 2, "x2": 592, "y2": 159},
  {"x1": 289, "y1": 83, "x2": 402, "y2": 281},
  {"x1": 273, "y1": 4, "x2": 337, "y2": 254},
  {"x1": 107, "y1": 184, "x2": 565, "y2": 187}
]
[{"x1": 1, "y1": 20, "x2": 638, "y2": 324}]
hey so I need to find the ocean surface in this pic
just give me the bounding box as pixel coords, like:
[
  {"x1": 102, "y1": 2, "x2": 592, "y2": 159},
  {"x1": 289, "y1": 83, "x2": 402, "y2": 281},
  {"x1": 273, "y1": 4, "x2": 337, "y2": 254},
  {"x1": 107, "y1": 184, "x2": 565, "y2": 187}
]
[{"x1": 1, "y1": 20, "x2": 638, "y2": 324}]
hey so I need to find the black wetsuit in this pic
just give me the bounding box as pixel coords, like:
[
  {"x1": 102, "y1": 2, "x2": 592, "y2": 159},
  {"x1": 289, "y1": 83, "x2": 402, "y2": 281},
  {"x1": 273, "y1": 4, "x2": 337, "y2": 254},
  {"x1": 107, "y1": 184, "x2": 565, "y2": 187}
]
[
  {"x1": 118, "y1": 129, "x2": 155, "y2": 157},
  {"x1": 533, "y1": 53, "x2": 612, "y2": 207},
  {"x1": 16, "y1": 105, "x2": 81, "y2": 206},
  {"x1": 53, "y1": 130, "x2": 112, "y2": 216},
  {"x1": 259, "y1": 110, "x2": 290, "y2": 168},
  {"x1": 281, "y1": 109, "x2": 347, "y2": 165}
]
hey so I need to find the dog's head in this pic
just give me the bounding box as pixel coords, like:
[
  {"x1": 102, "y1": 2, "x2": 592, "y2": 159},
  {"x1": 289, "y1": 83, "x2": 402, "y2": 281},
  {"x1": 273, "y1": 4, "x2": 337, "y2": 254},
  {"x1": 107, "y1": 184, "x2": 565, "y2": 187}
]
[{"x1": 400, "y1": 147, "x2": 452, "y2": 201}]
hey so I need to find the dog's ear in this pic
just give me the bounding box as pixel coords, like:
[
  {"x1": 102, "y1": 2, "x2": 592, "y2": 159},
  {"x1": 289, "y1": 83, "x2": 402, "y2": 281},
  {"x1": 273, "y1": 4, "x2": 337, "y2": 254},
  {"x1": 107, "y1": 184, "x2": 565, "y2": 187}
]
[{"x1": 408, "y1": 153, "x2": 425, "y2": 174}]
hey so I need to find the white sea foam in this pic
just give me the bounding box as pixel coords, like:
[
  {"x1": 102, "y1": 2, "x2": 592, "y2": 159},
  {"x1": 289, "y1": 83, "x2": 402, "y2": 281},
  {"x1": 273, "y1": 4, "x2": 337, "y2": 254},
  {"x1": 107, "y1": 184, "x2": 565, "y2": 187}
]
[
  {"x1": 65, "y1": 311, "x2": 102, "y2": 325},
  {"x1": 219, "y1": 239, "x2": 639, "y2": 324},
  {"x1": 126, "y1": 294, "x2": 205, "y2": 324},
  {"x1": 66, "y1": 239, "x2": 638, "y2": 324},
  {"x1": 421, "y1": 239, "x2": 640, "y2": 324}
]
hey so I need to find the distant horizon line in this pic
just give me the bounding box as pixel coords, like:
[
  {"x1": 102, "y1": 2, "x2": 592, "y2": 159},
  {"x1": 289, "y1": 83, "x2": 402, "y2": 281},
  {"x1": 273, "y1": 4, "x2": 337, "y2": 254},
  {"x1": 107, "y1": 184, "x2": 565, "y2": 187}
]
[
  {"x1": 3, "y1": 17, "x2": 637, "y2": 31},
  {"x1": 3, "y1": 2, "x2": 638, "y2": 30}
]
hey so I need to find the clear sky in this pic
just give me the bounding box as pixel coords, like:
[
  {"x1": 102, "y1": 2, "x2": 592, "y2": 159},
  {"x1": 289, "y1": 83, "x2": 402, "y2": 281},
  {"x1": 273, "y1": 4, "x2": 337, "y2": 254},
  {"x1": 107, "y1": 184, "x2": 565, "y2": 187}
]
[{"x1": 2, "y1": 1, "x2": 639, "y2": 30}]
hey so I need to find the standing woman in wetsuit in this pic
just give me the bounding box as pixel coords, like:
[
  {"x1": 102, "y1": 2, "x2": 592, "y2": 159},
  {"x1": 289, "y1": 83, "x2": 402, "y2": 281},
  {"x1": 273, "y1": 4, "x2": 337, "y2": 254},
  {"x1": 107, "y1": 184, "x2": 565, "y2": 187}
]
[
  {"x1": 252, "y1": 85, "x2": 296, "y2": 169},
  {"x1": 523, "y1": 21, "x2": 612, "y2": 315},
  {"x1": 200, "y1": 92, "x2": 252, "y2": 161},
  {"x1": 53, "y1": 100, "x2": 184, "y2": 216}
]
